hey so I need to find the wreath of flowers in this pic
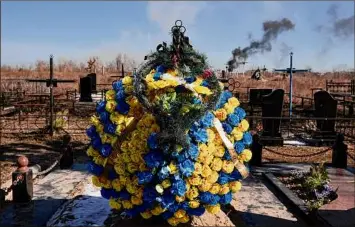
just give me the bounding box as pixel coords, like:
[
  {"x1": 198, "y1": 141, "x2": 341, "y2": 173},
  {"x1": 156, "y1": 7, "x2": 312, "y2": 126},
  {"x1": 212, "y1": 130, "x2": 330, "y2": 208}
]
[{"x1": 86, "y1": 20, "x2": 253, "y2": 226}]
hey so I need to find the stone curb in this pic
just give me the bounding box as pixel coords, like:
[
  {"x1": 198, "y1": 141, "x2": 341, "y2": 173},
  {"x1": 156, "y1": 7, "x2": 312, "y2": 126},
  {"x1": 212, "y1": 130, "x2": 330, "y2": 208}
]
[{"x1": 263, "y1": 172, "x2": 332, "y2": 227}]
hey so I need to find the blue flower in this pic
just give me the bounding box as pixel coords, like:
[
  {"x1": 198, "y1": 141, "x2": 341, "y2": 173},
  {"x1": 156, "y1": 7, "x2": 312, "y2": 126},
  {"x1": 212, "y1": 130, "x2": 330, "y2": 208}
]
[
  {"x1": 234, "y1": 141, "x2": 245, "y2": 154},
  {"x1": 193, "y1": 97, "x2": 202, "y2": 104},
  {"x1": 137, "y1": 171, "x2": 154, "y2": 184},
  {"x1": 143, "y1": 187, "x2": 158, "y2": 202},
  {"x1": 136, "y1": 202, "x2": 152, "y2": 213},
  {"x1": 156, "y1": 65, "x2": 166, "y2": 73},
  {"x1": 173, "y1": 151, "x2": 188, "y2": 163},
  {"x1": 200, "y1": 112, "x2": 214, "y2": 128},
  {"x1": 147, "y1": 133, "x2": 158, "y2": 150},
  {"x1": 91, "y1": 137, "x2": 102, "y2": 150},
  {"x1": 96, "y1": 101, "x2": 107, "y2": 113},
  {"x1": 160, "y1": 193, "x2": 175, "y2": 209},
  {"x1": 144, "y1": 151, "x2": 164, "y2": 169},
  {"x1": 179, "y1": 159, "x2": 195, "y2": 177},
  {"x1": 119, "y1": 190, "x2": 131, "y2": 200},
  {"x1": 100, "y1": 144, "x2": 112, "y2": 157},
  {"x1": 243, "y1": 132, "x2": 253, "y2": 146},
  {"x1": 158, "y1": 166, "x2": 170, "y2": 181},
  {"x1": 184, "y1": 76, "x2": 196, "y2": 83},
  {"x1": 215, "y1": 91, "x2": 233, "y2": 109},
  {"x1": 154, "y1": 72, "x2": 162, "y2": 81},
  {"x1": 234, "y1": 107, "x2": 246, "y2": 120},
  {"x1": 179, "y1": 201, "x2": 190, "y2": 210},
  {"x1": 122, "y1": 209, "x2": 139, "y2": 219},
  {"x1": 100, "y1": 188, "x2": 112, "y2": 199},
  {"x1": 115, "y1": 90, "x2": 126, "y2": 101},
  {"x1": 167, "y1": 202, "x2": 180, "y2": 213},
  {"x1": 230, "y1": 170, "x2": 243, "y2": 181},
  {"x1": 99, "y1": 111, "x2": 110, "y2": 124},
  {"x1": 210, "y1": 194, "x2": 221, "y2": 205},
  {"x1": 222, "y1": 122, "x2": 233, "y2": 134},
  {"x1": 217, "y1": 172, "x2": 231, "y2": 184},
  {"x1": 171, "y1": 179, "x2": 187, "y2": 197},
  {"x1": 190, "y1": 122, "x2": 201, "y2": 133},
  {"x1": 115, "y1": 100, "x2": 130, "y2": 115},
  {"x1": 104, "y1": 123, "x2": 117, "y2": 135},
  {"x1": 227, "y1": 113, "x2": 240, "y2": 127},
  {"x1": 87, "y1": 161, "x2": 104, "y2": 176},
  {"x1": 86, "y1": 125, "x2": 98, "y2": 139},
  {"x1": 187, "y1": 207, "x2": 205, "y2": 216},
  {"x1": 112, "y1": 80, "x2": 123, "y2": 92},
  {"x1": 220, "y1": 192, "x2": 232, "y2": 205},
  {"x1": 190, "y1": 128, "x2": 208, "y2": 143},
  {"x1": 199, "y1": 192, "x2": 216, "y2": 204},
  {"x1": 162, "y1": 211, "x2": 174, "y2": 220},
  {"x1": 201, "y1": 80, "x2": 209, "y2": 87},
  {"x1": 187, "y1": 144, "x2": 199, "y2": 160},
  {"x1": 223, "y1": 149, "x2": 232, "y2": 161},
  {"x1": 108, "y1": 169, "x2": 118, "y2": 180}
]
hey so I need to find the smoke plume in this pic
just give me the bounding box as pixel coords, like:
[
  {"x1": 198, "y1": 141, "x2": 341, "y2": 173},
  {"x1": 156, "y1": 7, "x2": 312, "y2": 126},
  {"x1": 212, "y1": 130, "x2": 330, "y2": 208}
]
[{"x1": 227, "y1": 18, "x2": 295, "y2": 72}]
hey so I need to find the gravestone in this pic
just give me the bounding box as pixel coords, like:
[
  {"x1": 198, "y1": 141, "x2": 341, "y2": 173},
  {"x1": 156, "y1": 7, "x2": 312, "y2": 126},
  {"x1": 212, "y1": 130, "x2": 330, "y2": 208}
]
[
  {"x1": 79, "y1": 76, "x2": 93, "y2": 102},
  {"x1": 87, "y1": 73, "x2": 97, "y2": 92},
  {"x1": 261, "y1": 89, "x2": 285, "y2": 145},
  {"x1": 313, "y1": 91, "x2": 337, "y2": 142},
  {"x1": 249, "y1": 89, "x2": 273, "y2": 106}
]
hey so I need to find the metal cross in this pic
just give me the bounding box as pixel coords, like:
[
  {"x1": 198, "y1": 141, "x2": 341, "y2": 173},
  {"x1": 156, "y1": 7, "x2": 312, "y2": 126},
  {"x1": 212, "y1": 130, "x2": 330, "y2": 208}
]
[
  {"x1": 274, "y1": 52, "x2": 310, "y2": 117},
  {"x1": 26, "y1": 55, "x2": 75, "y2": 135}
]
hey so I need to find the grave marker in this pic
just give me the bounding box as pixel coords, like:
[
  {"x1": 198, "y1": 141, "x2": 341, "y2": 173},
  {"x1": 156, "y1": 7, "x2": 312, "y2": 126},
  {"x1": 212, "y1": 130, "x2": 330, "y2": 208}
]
[
  {"x1": 261, "y1": 89, "x2": 285, "y2": 145},
  {"x1": 87, "y1": 73, "x2": 97, "y2": 92},
  {"x1": 79, "y1": 76, "x2": 93, "y2": 102},
  {"x1": 314, "y1": 90, "x2": 337, "y2": 138},
  {"x1": 26, "y1": 55, "x2": 75, "y2": 135}
]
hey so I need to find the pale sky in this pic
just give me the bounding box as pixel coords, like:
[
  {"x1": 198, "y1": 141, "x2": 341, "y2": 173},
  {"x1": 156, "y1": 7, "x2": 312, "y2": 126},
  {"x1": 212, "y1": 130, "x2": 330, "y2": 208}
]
[{"x1": 1, "y1": 1, "x2": 354, "y2": 72}]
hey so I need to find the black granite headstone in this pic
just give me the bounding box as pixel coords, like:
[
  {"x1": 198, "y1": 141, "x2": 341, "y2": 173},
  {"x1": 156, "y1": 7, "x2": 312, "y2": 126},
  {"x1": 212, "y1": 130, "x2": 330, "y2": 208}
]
[
  {"x1": 79, "y1": 76, "x2": 93, "y2": 102},
  {"x1": 249, "y1": 89, "x2": 273, "y2": 106},
  {"x1": 314, "y1": 91, "x2": 337, "y2": 135},
  {"x1": 261, "y1": 89, "x2": 285, "y2": 145},
  {"x1": 12, "y1": 169, "x2": 33, "y2": 203},
  {"x1": 87, "y1": 73, "x2": 97, "y2": 92}
]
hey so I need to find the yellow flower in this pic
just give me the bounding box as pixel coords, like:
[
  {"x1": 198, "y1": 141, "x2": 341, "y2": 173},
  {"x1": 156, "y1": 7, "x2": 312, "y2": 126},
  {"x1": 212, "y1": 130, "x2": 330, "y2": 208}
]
[
  {"x1": 151, "y1": 205, "x2": 165, "y2": 216},
  {"x1": 115, "y1": 124, "x2": 125, "y2": 136},
  {"x1": 105, "y1": 100, "x2": 117, "y2": 113},
  {"x1": 139, "y1": 163, "x2": 148, "y2": 171},
  {"x1": 167, "y1": 217, "x2": 180, "y2": 226},
  {"x1": 167, "y1": 69, "x2": 178, "y2": 76},
  {"x1": 131, "y1": 195, "x2": 143, "y2": 205},
  {"x1": 145, "y1": 73, "x2": 154, "y2": 83},
  {"x1": 96, "y1": 123, "x2": 104, "y2": 133},
  {"x1": 206, "y1": 204, "x2": 221, "y2": 214},
  {"x1": 122, "y1": 76, "x2": 133, "y2": 85},
  {"x1": 140, "y1": 211, "x2": 152, "y2": 219},
  {"x1": 207, "y1": 129, "x2": 215, "y2": 141},
  {"x1": 209, "y1": 183, "x2": 221, "y2": 194},
  {"x1": 122, "y1": 200, "x2": 133, "y2": 209},
  {"x1": 174, "y1": 209, "x2": 186, "y2": 219},
  {"x1": 114, "y1": 162, "x2": 126, "y2": 175},
  {"x1": 229, "y1": 181, "x2": 242, "y2": 193},
  {"x1": 125, "y1": 85, "x2": 134, "y2": 94},
  {"x1": 213, "y1": 133, "x2": 224, "y2": 146},
  {"x1": 214, "y1": 108, "x2": 227, "y2": 121},
  {"x1": 126, "y1": 182, "x2": 138, "y2": 194},
  {"x1": 122, "y1": 153, "x2": 131, "y2": 163},
  {"x1": 207, "y1": 171, "x2": 219, "y2": 184},
  {"x1": 175, "y1": 195, "x2": 185, "y2": 203},
  {"x1": 224, "y1": 103, "x2": 235, "y2": 114},
  {"x1": 150, "y1": 124, "x2": 160, "y2": 133},
  {"x1": 127, "y1": 162, "x2": 138, "y2": 173},
  {"x1": 194, "y1": 86, "x2": 212, "y2": 95},
  {"x1": 93, "y1": 156, "x2": 105, "y2": 166},
  {"x1": 231, "y1": 128, "x2": 243, "y2": 141},
  {"x1": 198, "y1": 179, "x2": 212, "y2": 192},
  {"x1": 186, "y1": 187, "x2": 199, "y2": 200},
  {"x1": 213, "y1": 145, "x2": 225, "y2": 158},
  {"x1": 120, "y1": 140, "x2": 130, "y2": 152},
  {"x1": 222, "y1": 160, "x2": 235, "y2": 174},
  {"x1": 92, "y1": 176, "x2": 102, "y2": 187},
  {"x1": 211, "y1": 157, "x2": 223, "y2": 171},
  {"x1": 188, "y1": 174, "x2": 202, "y2": 186},
  {"x1": 219, "y1": 184, "x2": 230, "y2": 195},
  {"x1": 130, "y1": 153, "x2": 142, "y2": 163},
  {"x1": 240, "y1": 149, "x2": 252, "y2": 162},
  {"x1": 119, "y1": 175, "x2": 128, "y2": 186},
  {"x1": 189, "y1": 200, "x2": 200, "y2": 208},
  {"x1": 194, "y1": 163, "x2": 203, "y2": 175},
  {"x1": 111, "y1": 179, "x2": 123, "y2": 192},
  {"x1": 178, "y1": 214, "x2": 190, "y2": 224},
  {"x1": 105, "y1": 90, "x2": 116, "y2": 101},
  {"x1": 169, "y1": 162, "x2": 178, "y2": 174},
  {"x1": 201, "y1": 165, "x2": 212, "y2": 178},
  {"x1": 87, "y1": 146, "x2": 99, "y2": 157},
  {"x1": 91, "y1": 115, "x2": 100, "y2": 126},
  {"x1": 109, "y1": 199, "x2": 122, "y2": 210},
  {"x1": 239, "y1": 119, "x2": 249, "y2": 132},
  {"x1": 162, "y1": 179, "x2": 171, "y2": 188},
  {"x1": 228, "y1": 97, "x2": 240, "y2": 108}
]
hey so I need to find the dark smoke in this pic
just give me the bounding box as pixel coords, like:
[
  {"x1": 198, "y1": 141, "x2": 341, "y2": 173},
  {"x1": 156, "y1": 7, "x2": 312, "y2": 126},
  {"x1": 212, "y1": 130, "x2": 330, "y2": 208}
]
[
  {"x1": 227, "y1": 18, "x2": 295, "y2": 72},
  {"x1": 317, "y1": 4, "x2": 355, "y2": 39}
]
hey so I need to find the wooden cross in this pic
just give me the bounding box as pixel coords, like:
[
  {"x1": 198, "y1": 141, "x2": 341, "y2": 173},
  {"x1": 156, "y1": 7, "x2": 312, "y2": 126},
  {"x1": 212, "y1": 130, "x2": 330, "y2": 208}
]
[
  {"x1": 274, "y1": 52, "x2": 310, "y2": 117},
  {"x1": 110, "y1": 63, "x2": 125, "y2": 80},
  {"x1": 26, "y1": 55, "x2": 75, "y2": 135}
]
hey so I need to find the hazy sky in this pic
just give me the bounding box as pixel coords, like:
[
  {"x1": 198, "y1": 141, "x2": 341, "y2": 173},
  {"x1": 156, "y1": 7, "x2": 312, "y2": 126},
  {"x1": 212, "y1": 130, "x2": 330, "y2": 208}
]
[{"x1": 1, "y1": 1, "x2": 354, "y2": 71}]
